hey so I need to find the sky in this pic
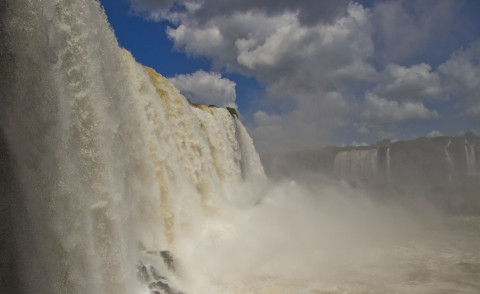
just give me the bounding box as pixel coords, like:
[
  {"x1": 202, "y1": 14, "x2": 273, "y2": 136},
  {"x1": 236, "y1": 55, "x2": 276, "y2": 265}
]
[{"x1": 99, "y1": 0, "x2": 480, "y2": 153}]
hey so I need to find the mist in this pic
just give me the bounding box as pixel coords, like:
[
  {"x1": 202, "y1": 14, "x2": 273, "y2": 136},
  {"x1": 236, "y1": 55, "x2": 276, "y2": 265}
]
[
  {"x1": 182, "y1": 133, "x2": 479, "y2": 293},
  {"x1": 172, "y1": 165, "x2": 479, "y2": 293}
]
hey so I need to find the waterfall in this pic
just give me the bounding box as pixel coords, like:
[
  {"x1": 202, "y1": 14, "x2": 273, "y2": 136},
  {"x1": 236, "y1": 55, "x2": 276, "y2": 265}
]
[
  {"x1": 0, "y1": 0, "x2": 264, "y2": 293},
  {"x1": 445, "y1": 140, "x2": 453, "y2": 165},
  {"x1": 444, "y1": 140, "x2": 453, "y2": 181},
  {"x1": 4, "y1": 1, "x2": 480, "y2": 294},
  {"x1": 386, "y1": 147, "x2": 391, "y2": 181},
  {"x1": 333, "y1": 149, "x2": 378, "y2": 181},
  {"x1": 465, "y1": 141, "x2": 476, "y2": 175}
]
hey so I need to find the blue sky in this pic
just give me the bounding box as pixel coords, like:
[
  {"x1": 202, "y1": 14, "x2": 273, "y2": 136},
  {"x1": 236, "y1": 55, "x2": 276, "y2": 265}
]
[{"x1": 99, "y1": 0, "x2": 480, "y2": 152}]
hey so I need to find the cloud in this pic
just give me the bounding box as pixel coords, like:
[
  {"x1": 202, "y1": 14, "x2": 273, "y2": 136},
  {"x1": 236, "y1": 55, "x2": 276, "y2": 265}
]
[
  {"x1": 128, "y1": 0, "x2": 350, "y2": 25},
  {"x1": 158, "y1": 1, "x2": 455, "y2": 147},
  {"x1": 370, "y1": 42, "x2": 480, "y2": 117},
  {"x1": 167, "y1": 2, "x2": 374, "y2": 99},
  {"x1": 128, "y1": 0, "x2": 176, "y2": 19},
  {"x1": 253, "y1": 110, "x2": 281, "y2": 126},
  {"x1": 191, "y1": 0, "x2": 350, "y2": 26},
  {"x1": 362, "y1": 93, "x2": 438, "y2": 124},
  {"x1": 373, "y1": 63, "x2": 442, "y2": 101},
  {"x1": 250, "y1": 91, "x2": 353, "y2": 153},
  {"x1": 438, "y1": 41, "x2": 480, "y2": 116},
  {"x1": 371, "y1": 0, "x2": 465, "y2": 64},
  {"x1": 351, "y1": 141, "x2": 369, "y2": 147},
  {"x1": 169, "y1": 70, "x2": 236, "y2": 107},
  {"x1": 426, "y1": 130, "x2": 442, "y2": 138},
  {"x1": 167, "y1": 24, "x2": 228, "y2": 59},
  {"x1": 125, "y1": 0, "x2": 479, "y2": 147},
  {"x1": 353, "y1": 123, "x2": 370, "y2": 135},
  {"x1": 127, "y1": 0, "x2": 378, "y2": 149}
]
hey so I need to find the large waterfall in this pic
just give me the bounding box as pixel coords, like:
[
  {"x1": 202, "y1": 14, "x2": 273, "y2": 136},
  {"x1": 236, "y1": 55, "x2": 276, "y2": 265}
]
[
  {"x1": 2, "y1": 1, "x2": 480, "y2": 294},
  {"x1": 1, "y1": 0, "x2": 264, "y2": 293}
]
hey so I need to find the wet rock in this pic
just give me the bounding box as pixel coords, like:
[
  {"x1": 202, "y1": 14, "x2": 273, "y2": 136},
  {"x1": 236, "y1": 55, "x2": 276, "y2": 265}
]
[
  {"x1": 149, "y1": 280, "x2": 184, "y2": 294},
  {"x1": 137, "y1": 263, "x2": 149, "y2": 282},
  {"x1": 137, "y1": 250, "x2": 184, "y2": 294},
  {"x1": 146, "y1": 250, "x2": 176, "y2": 271}
]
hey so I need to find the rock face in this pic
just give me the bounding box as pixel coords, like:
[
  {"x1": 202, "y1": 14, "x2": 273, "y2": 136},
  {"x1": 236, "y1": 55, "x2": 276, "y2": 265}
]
[{"x1": 137, "y1": 251, "x2": 185, "y2": 294}]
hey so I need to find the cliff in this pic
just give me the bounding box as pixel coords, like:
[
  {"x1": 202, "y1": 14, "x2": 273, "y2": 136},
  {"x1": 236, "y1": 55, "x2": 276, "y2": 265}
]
[{"x1": 264, "y1": 133, "x2": 480, "y2": 213}]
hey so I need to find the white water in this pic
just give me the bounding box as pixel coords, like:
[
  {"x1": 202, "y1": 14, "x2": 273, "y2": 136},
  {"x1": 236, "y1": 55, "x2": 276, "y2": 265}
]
[
  {"x1": 386, "y1": 147, "x2": 391, "y2": 181},
  {"x1": 2, "y1": 1, "x2": 480, "y2": 294},
  {"x1": 465, "y1": 141, "x2": 477, "y2": 175},
  {"x1": 333, "y1": 149, "x2": 379, "y2": 181},
  {"x1": 445, "y1": 140, "x2": 453, "y2": 165},
  {"x1": 445, "y1": 140, "x2": 454, "y2": 181},
  {"x1": 1, "y1": 0, "x2": 264, "y2": 292}
]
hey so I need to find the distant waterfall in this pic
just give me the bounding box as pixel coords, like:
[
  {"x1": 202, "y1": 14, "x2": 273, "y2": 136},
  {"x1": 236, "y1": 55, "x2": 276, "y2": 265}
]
[
  {"x1": 0, "y1": 0, "x2": 264, "y2": 293},
  {"x1": 333, "y1": 149, "x2": 378, "y2": 181},
  {"x1": 465, "y1": 141, "x2": 476, "y2": 175},
  {"x1": 386, "y1": 147, "x2": 391, "y2": 181},
  {"x1": 444, "y1": 140, "x2": 454, "y2": 181},
  {"x1": 445, "y1": 140, "x2": 453, "y2": 165}
]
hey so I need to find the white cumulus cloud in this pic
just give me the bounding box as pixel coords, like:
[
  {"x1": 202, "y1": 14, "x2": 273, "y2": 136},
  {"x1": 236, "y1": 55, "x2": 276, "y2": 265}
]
[
  {"x1": 371, "y1": 0, "x2": 464, "y2": 64},
  {"x1": 124, "y1": 0, "x2": 479, "y2": 148},
  {"x1": 438, "y1": 41, "x2": 480, "y2": 116},
  {"x1": 426, "y1": 130, "x2": 443, "y2": 138},
  {"x1": 250, "y1": 91, "x2": 353, "y2": 153},
  {"x1": 169, "y1": 71, "x2": 236, "y2": 108},
  {"x1": 165, "y1": 2, "x2": 374, "y2": 99},
  {"x1": 362, "y1": 93, "x2": 438, "y2": 123},
  {"x1": 373, "y1": 63, "x2": 442, "y2": 101},
  {"x1": 128, "y1": 0, "x2": 175, "y2": 20},
  {"x1": 128, "y1": 0, "x2": 350, "y2": 25}
]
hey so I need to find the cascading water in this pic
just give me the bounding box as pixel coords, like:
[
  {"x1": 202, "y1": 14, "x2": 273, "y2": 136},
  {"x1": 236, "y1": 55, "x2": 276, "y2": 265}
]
[
  {"x1": 465, "y1": 141, "x2": 476, "y2": 175},
  {"x1": 2, "y1": 1, "x2": 147, "y2": 292},
  {"x1": 385, "y1": 147, "x2": 391, "y2": 182},
  {"x1": 333, "y1": 149, "x2": 378, "y2": 181},
  {"x1": 445, "y1": 140, "x2": 453, "y2": 165},
  {"x1": 2, "y1": 1, "x2": 480, "y2": 294},
  {"x1": 1, "y1": 0, "x2": 264, "y2": 293},
  {"x1": 444, "y1": 140, "x2": 454, "y2": 181}
]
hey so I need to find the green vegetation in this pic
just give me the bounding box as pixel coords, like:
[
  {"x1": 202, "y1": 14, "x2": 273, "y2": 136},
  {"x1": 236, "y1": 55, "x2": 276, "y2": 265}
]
[{"x1": 227, "y1": 107, "x2": 238, "y2": 118}]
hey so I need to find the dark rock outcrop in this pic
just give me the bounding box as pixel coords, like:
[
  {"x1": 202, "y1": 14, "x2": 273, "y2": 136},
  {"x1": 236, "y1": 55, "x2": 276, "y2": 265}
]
[{"x1": 137, "y1": 250, "x2": 185, "y2": 294}]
